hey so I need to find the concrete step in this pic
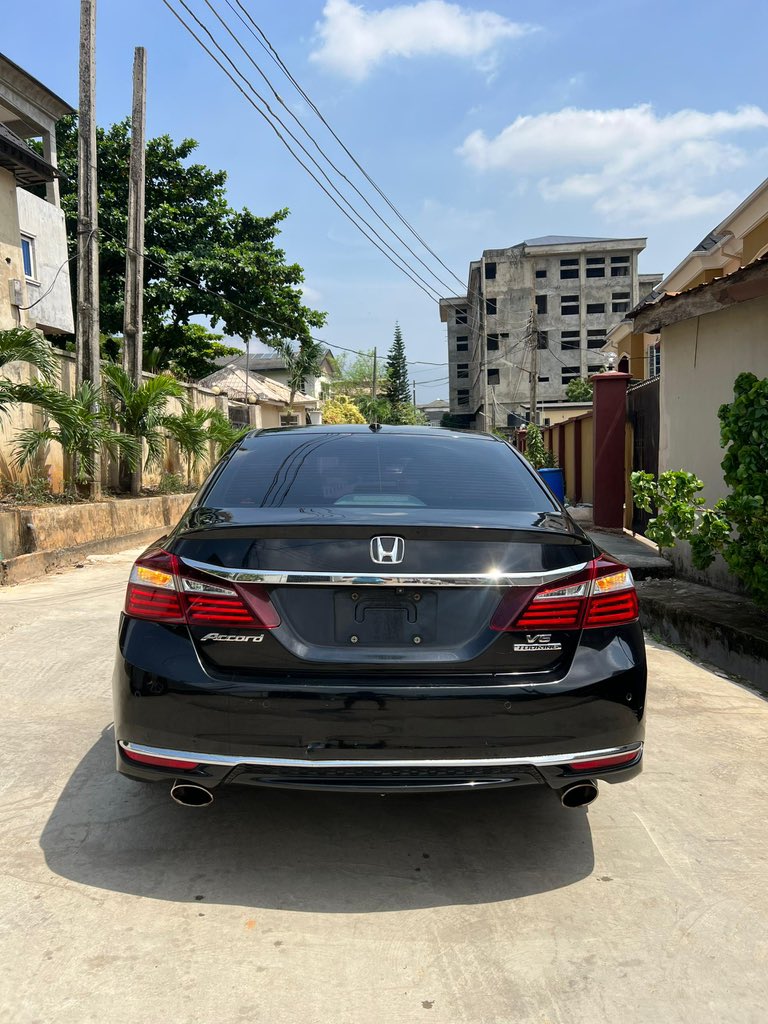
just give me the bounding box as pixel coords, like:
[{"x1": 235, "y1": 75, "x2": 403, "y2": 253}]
[
  {"x1": 637, "y1": 578, "x2": 768, "y2": 695},
  {"x1": 586, "y1": 529, "x2": 673, "y2": 580}
]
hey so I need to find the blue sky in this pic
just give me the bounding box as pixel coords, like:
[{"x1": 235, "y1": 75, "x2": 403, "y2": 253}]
[{"x1": 6, "y1": 1, "x2": 768, "y2": 399}]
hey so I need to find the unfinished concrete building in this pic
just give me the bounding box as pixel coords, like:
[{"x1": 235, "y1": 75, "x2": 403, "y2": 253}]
[{"x1": 440, "y1": 236, "x2": 662, "y2": 430}]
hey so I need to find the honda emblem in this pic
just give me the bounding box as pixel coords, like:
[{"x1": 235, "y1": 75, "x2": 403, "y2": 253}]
[{"x1": 370, "y1": 536, "x2": 405, "y2": 565}]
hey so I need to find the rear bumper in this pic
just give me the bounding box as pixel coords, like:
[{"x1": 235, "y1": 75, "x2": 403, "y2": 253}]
[
  {"x1": 118, "y1": 739, "x2": 643, "y2": 792},
  {"x1": 113, "y1": 617, "x2": 646, "y2": 793}
]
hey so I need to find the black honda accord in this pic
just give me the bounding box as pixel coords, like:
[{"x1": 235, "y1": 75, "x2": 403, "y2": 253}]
[{"x1": 113, "y1": 425, "x2": 646, "y2": 807}]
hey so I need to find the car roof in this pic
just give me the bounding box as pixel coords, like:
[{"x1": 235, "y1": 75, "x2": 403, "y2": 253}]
[{"x1": 245, "y1": 425, "x2": 504, "y2": 442}]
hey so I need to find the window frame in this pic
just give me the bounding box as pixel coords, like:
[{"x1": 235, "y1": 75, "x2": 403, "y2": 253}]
[{"x1": 20, "y1": 233, "x2": 37, "y2": 281}]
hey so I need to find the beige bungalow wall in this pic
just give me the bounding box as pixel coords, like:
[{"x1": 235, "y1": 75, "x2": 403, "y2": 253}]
[
  {"x1": 0, "y1": 350, "x2": 254, "y2": 492},
  {"x1": 659, "y1": 292, "x2": 768, "y2": 589}
]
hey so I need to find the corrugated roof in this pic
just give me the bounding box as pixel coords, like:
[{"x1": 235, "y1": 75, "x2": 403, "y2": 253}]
[
  {"x1": 0, "y1": 122, "x2": 57, "y2": 185},
  {"x1": 629, "y1": 255, "x2": 768, "y2": 329},
  {"x1": 199, "y1": 364, "x2": 315, "y2": 406},
  {"x1": 523, "y1": 235, "x2": 615, "y2": 246}
]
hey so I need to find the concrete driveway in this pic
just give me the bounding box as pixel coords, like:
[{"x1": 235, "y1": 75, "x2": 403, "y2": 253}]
[{"x1": 1, "y1": 550, "x2": 767, "y2": 1024}]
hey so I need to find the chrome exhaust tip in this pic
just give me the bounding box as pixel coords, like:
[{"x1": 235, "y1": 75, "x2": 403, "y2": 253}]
[
  {"x1": 170, "y1": 781, "x2": 214, "y2": 807},
  {"x1": 559, "y1": 780, "x2": 599, "y2": 809}
]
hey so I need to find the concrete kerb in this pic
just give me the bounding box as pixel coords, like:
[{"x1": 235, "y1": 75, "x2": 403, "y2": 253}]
[{"x1": 0, "y1": 493, "x2": 193, "y2": 585}]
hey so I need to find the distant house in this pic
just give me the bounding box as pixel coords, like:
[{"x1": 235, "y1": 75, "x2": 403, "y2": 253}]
[
  {"x1": 198, "y1": 364, "x2": 318, "y2": 428},
  {"x1": 606, "y1": 177, "x2": 768, "y2": 378},
  {"x1": 417, "y1": 398, "x2": 449, "y2": 426},
  {"x1": 213, "y1": 348, "x2": 339, "y2": 402},
  {"x1": 0, "y1": 54, "x2": 75, "y2": 336}
]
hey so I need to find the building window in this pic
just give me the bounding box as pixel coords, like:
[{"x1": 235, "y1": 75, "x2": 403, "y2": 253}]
[
  {"x1": 484, "y1": 262, "x2": 496, "y2": 280},
  {"x1": 587, "y1": 331, "x2": 606, "y2": 349},
  {"x1": 457, "y1": 389, "x2": 469, "y2": 405},
  {"x1": 455, "y1": 307, "x2": 468, "y2": 325},
  {"x1": 561, "y1": 330, "x2": 580, "y2": 350},
  {"x1": 537, "y1": 330, "x2": 549, "y2": 349},
  {"x1": 561, "y1": 295, "x2": 579, "y2": 315},
  {"x1": 560, "y1": 258, "x2": 578, "y2": 266},
  {"x1": 456, "y1": 336, "x2": 468, "y2": 353},
  {"x1": 487, "y1": 369, "x2": 500, "y2": 385},
  {"x1": 560, "y1": 267, "x2": 579, "y2": 280},
  {"x1": 537, "y1": 375, "x2": 549, "y2": 383},
  {"x1": 611, "y1": 255, "x2": 630, "y2": 277},
  {"x1": 611, "y1": 255, "x2": 629, "y2": 264},
  {"x1": 588, "y1": 364, "x2": 603, "y2": 375},
  {"x1": 612, "y1": 291, "x2": 630, "y2": 313},
  {"x1": 535, "y1": 268, "x2": 547, "y2": 279},
  {"x1": 486, "y1": 334, "x2": 499, "y2": 351},
  {"x1": 611, "y1": 265, "x2": 629, "y2": 277},
  {"x1": 20, "y1": 234, "x2": 36, "y2": 279},
  {"x1": 586, "y1": 302, "x2": 605, "y2": 314},
  {"x1": 280, "y1": 414, "x2": 300, "y2": 427},
  {"x1": 586, "y1": 257, "x2": 604, "y2": 265},
  {"x1": 457, "y1": 363, "x2": 469, "y2": 379},
  {"x1": 486, "y1": 297, "x2": 497, "y2": 316},
  {"x1": 649, "y1": 343, "x2": 661, "y2": 376},
  {"x1": 535, "y1": 294, "x2": 548, "y2": 315},
  {"x1": 586, "y1": 261, "x2": 605, "y2": 278},
  {"x1": 561, "y1": 366, "x2": 580, "y2": 384}
]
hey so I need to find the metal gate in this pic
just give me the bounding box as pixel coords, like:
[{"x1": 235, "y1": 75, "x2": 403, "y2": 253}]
[{"x1": 627, "y1": 376, "x2": 660, "y2": 534}]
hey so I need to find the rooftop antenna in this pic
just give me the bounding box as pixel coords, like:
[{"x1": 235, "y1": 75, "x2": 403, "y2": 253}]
[{"x1": 369, "y1": 345, "x2": 381, "y2": 431}]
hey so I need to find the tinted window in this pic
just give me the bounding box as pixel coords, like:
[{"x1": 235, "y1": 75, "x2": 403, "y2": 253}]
[{"x1": 208, "y1": 433, "x2": 554, "y2": 511}]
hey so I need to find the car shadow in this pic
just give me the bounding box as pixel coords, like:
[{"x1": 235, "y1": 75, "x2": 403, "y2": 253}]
[{"x1": 40, "y1": 727, "x2": 595, "y2": 912}]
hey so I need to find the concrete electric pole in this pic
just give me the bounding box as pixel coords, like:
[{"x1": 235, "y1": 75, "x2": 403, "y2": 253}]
[
  {"x1": 528, "y1": 309, "x2": 539, "y2": 426},
  {"x1": 123, "y1": 46, "x2": 147, "y2": 496},
  {"x1": 123, "y1": 46, "x2": 147, "y2": 388},
  {"x1": 77, "y1": 0, "x2": 101, "y2": 496}
]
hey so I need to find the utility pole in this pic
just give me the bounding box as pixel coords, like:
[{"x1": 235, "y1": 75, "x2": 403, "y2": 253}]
[
  {"x1": 412, "y1": 379, "x2": 416, "y2": 407},
  {"x1": 123, "y1": 45, "x2": 147, "y2": 496},
  {"x1": 528, "y1": 309, "x2": 539, "y2": 426},
  {"x1": 123, "y1": 47, "x2": 146, "y2": 386},
  {"x1": 77, "y1": 0, "x2": 101, "y2": 497},
  {"x1": 371, "y1": 347, "x2": 378, "y2": 403}
]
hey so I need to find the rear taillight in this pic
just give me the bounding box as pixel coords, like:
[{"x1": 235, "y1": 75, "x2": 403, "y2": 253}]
[
  {"x1": 122, "y1": 747, "x2": 199, "y2": 770},
  {"x1": 124, "y1": 548, "x2": 280, "y2": 629},
  {"x1": 491, "y1": 557, "x2": 638, "y2": 632}
]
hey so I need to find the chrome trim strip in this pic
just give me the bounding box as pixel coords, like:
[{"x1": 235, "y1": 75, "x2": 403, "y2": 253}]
[
  {"x1": 120, "y1": 741, "x2": 642, "y2": 770},
  {"x1": 178, "y1": 557, "x2": 589, "y2": 588}
]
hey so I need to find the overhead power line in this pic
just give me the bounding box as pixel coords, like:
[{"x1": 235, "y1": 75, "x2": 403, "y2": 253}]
[
  {"x1": 201, "y1": 0, "x2": 459, "y2": 298},
  {"x1": 161, "y1": 0, "x2": 445, "y2": 303},
  {"x1": 224, "y1": 0, "x2": 468, "y2": 295},
  {"x1": 99, "y1": 226, "x2": 442, "y2": 368}
]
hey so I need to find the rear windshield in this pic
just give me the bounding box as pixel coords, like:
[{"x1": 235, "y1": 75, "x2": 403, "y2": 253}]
[{"x1": 205, "y1": 432, "x2": 555, "y2": 512}]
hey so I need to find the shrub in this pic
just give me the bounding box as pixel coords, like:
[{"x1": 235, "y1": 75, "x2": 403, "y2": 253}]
[{"x1": 630, "y1": 373, "x2": 768, "y2": 605}]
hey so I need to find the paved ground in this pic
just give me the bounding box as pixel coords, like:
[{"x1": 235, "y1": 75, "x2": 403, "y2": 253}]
[{"x1": 1, "y1": 551, "x2": 767, "y2": 1024}]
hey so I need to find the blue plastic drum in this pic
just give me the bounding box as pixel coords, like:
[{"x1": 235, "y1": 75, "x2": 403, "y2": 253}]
[{"x1": 538, "y1": 467, "x2": 565, "y2": 505}]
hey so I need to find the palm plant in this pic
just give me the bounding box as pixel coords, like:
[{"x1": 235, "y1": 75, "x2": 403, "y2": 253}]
[
  {"x1": 206, "y1": 408, "x2": 250, "y2": 458},
  {"x1": 101, "y1": 363, "x2": 185, "y2": 494},
  {"x1": 271, "y1": 338, "x2": 324, "y2": 408},
  {"x1": 164, "y1": 406, "x2": 214, "y2": 488},
  {"x1": 0, "y1": 327, "x2": 58, "y2": 418},
  {"x1": 13, "y1": 381, "x2": 140, "y2": 486}
]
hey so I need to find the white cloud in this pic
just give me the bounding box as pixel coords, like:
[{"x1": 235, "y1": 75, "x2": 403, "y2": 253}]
[
  {"x1": 458, "y1": 104, "x2": 768, "y2": 221},
  {"x1": 310, "y1": 0, "x2": 535, "y2": 80}
]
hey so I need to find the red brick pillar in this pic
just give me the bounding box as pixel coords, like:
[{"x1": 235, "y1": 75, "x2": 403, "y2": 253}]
[{"x1": 592, "y1": 372, "x2": 631, "y2": 529}]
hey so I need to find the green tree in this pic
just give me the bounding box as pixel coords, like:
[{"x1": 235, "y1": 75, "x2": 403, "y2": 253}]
[
  {"x1": 565, "y1": 377, "x2": 594, "y2": 402},
  {"x1": 53, "y1": 116, "x2": 326, "y2": 379},
  {"x1": 164, "y1": 407, "x2": 215, "y2": 487},
  {"x1": 206, "y1": 408, "x2": 250, "y2": 458},
  {"x1": 383, "y1": 324, "x2": 411, "y2": 406},
  {"x1": 12, "y1": 381, "x2": 140, "y2": 486},
  {"x1": 272, "y1": 338, "x2": 325, "y2": 408},
  {"x1": 0, "y1": 328, "x2": 58, "y2": 418},
  {"x1": 101, "y1": 363, "x2": 185, "y2": 493},
  {"x1": 524, "y1": 423, "x2": 548, "y2": 469}
]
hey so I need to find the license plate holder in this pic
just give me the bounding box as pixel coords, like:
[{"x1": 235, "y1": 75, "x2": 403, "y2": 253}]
[{"x1": 333, "y1": 590, "x2": 437, "y2": 645}]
